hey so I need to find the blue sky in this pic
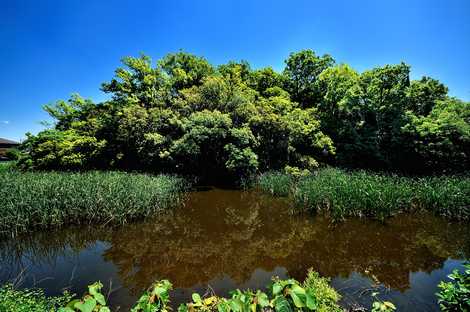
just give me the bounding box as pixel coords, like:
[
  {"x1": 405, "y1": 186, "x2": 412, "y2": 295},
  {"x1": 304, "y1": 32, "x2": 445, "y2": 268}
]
[{"x1": 1, "y1": 0, "x2": 469, "y2": 141}]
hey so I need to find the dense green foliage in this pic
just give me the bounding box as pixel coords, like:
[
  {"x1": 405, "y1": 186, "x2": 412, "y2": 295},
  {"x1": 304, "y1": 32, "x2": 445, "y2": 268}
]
[
  {"x1": 258, "y1": 169, "x2": 470, "y2": 220},
  {"x1": 0, "y1": 271, "x2": 342, "y2": 312},
  {"x1": 0, "y1": 170, "x2": 186, "y2": 236},
  {"x1": 0, "y1": 284, "x2": 72, "y2": 312},
  {"x1": 18, "y1": 50, "x2": 469, "y2": 182},
  {"x1": 437, "y1": 263, "x2": 470, "y2": 312}
]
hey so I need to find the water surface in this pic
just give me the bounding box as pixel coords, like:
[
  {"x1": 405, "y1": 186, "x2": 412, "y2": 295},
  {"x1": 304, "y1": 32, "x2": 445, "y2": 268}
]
[{"x1": 1, "y1": 189, "x2": 469, "y2": 311}]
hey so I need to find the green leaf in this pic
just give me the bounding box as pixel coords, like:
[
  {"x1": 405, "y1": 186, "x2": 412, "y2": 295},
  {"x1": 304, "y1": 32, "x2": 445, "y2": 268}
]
[
  {"x1": 178, "y1": 304, "x2": 189, "y2": 312},
  {"x1": 229, "y1": 298, "x2": 243, "y2": 312},
  {"x1": 66, "y1": 299, "x2": 81, "y2": 308},
  {"x1": 94, "y1": 293, "x2": 106, "y2": 306},
  {"x1": 291, "y1": 284, "x2": 305, "y2": 294},
  {"x1": 290, "y1": 292, "x2": 305, "y2": 308},
  {"x1": 272, "y1": 283, "x2": 283, "y2": 296},
  {"x1": 74, "y1": 298, "x2": 97, "y2": 312},
  {"x1": 305, "y1": 289, "x2": 317, "y2": 310},
  {"x1": 192, "y1": 293, "x2": 202, "y2": 303},
  {"x1": 256, "y1": 291, "x2": 269, "y2": 307},
  {"x1": 273, "y1": 295, "x2": 292, "y2": 312},
  {"x1": 217, "y1": 302, "x2": 229, "y2": 312},
  {"x1": 88, "y1": 282, "x2": 103, "y2": 297}
]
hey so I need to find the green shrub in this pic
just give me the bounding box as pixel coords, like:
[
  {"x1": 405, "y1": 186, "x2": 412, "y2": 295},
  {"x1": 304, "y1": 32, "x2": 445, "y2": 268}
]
[
  {"x1": 0, "y1": 171, "x2": 187, "y2": 236},
  {"x1": 0, "y1": 284, "x2": 72, "y2": 312},
  {"x1": 437, "y1": 263, "x2": 470, "y2": 312}
]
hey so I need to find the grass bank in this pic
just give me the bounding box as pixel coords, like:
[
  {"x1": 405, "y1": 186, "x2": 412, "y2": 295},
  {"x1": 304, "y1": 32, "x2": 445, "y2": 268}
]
[
  {"x1": 258, "y1": 168, "x2": 470, "y2": 221},
  {"x1": 0, "y1": 170, "x2": 187, "y2": 236}
]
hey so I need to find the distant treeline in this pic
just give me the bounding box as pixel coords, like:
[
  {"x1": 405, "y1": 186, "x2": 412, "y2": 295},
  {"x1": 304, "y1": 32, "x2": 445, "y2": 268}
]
[{"x1": 18, "y1": 50, "x2": 469, "y2": 181}]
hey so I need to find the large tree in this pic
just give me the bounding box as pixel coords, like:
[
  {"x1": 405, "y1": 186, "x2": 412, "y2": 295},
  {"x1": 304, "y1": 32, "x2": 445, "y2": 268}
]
[{"x1": 19, "y1": 50, "x2": 468, "y2": 178}]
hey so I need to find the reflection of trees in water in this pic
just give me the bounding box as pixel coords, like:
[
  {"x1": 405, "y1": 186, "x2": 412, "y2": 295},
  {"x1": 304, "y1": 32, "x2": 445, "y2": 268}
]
[
  {"x1": 1, "y1": 190, "x2": 469, "y2": 295},
  {"x1": 0, "y1": 229, "x2": 103, "y2": 267}
]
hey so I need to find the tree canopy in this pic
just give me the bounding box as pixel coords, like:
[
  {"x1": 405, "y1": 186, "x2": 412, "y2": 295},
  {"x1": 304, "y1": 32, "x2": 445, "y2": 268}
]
[{"x1": 19, "y1": 50, "x2": 469, "y2": 182}]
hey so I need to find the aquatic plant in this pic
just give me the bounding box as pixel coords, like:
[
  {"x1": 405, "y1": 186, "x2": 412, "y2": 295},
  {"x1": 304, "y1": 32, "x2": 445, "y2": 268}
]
[
  {"x1": 436, "y1": 263, "x2": 470, "y2": 312},
  {"x1": 259, "y1": 168, "x2": 470, "y2": 221},
  {"x1": 0, "y1": 170, "x2": 187, "y2": 236}
]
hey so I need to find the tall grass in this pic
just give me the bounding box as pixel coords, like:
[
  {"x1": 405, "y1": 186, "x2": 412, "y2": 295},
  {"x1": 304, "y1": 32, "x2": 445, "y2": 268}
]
[
  {"x1": 257, "y1": 171, "x2": 294, "y2": 197},
  {"x1": 0, "y1": 170, "x2": 187, "y2": 236},
  {"x1": 259, "y1": 168, "x2": 470, "y2": 221}
]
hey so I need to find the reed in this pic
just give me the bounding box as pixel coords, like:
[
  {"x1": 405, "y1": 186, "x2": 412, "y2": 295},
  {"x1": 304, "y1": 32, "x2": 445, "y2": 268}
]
[
  {"x1": 257, "y1": 171, "x2": 294, "y2": 197},
  {"x1": 0, "y1": 170, "x2": 187, "y2": 236},
  {"x1": 259, "y1": 168, "x2": 470, "y2": 221}
]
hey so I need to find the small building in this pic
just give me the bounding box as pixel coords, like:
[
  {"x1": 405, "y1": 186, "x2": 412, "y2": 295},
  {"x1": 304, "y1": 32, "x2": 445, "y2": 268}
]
[{"x1": 0, "y1": 137, "x2": 20, "y2": 160}]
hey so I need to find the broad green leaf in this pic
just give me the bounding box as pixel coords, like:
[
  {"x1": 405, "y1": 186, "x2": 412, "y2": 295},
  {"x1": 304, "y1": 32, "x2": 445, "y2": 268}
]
[
  {"x1": 290, "y1": 291, "x2": 305, "y2": 308},
  {"x1": 272, "y1": 283, "x2": 283, "y2": 295},
  {"x1": 66, "y1": 299, "x2": 81, "y2": 308},
  {"x1": 178, "y1": 304, "x2": 189, "y2": 312},
  {"x1": 256, "y1": 291, "x2": 269, "y2": 307},
  {"x1": 305, "y1": 289, "x2": 317, "y2": 310},
  {"x1": 229, "y1": 298, "x2": 243, "y2": 312},
  {"x1": 290, "y1": 284, "x2": 306, "y2": 295},
  {"x1": 217, "y1": 302, "x2": 229, "y2": 312},
  {"x1": 89, "y1": 282, "x2": 103, "y2": 297},
  {"x1": 94, "y1": 292, "x2": 106, "y2": 306},
  {"x1": 192, "y1": 293, "x2": 202, "y2": 303},
  {"x1": 273, "y1": 295, "x2": 292, "y2": 312},
  {"x1": 74, "y1": 298, "x2": 97, "y2": 312}
]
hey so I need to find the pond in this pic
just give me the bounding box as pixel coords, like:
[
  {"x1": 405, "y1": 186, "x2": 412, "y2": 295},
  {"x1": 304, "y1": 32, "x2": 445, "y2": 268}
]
[{"x1": 0, "y1": 188, "x2": 469, "y2": 311}]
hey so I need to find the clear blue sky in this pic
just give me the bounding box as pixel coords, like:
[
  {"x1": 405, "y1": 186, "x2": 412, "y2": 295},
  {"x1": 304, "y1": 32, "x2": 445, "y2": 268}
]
[{"x1": 1, "y1": 0, "x2": 469, "y2": 142}]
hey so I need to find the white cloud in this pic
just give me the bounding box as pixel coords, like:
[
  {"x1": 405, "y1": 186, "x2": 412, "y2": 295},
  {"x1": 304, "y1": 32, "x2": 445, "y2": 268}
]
[{"x1": 0, "y1": 121, "x2": 9, "y2": 124}]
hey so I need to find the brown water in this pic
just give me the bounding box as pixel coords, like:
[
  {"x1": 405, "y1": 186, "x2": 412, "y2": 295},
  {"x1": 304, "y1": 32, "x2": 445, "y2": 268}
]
[{"x1": 0, "y1": 189, "x2": 469, "y2": 311}]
